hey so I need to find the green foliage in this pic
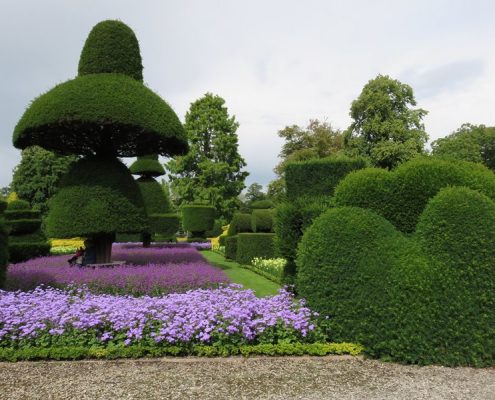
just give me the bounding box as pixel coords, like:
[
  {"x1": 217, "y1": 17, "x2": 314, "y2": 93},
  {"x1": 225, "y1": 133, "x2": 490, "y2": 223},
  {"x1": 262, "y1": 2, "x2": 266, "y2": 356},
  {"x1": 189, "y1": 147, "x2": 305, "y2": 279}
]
[
  {"x1": 45, "y1": 157, "x2": 147, "y2": 238},
  {"x1": 166, "y1": 93, "x2": 248, "y2": 220},
  {"x1": 129, "y1": 155, "x2": 165, "y2": 177},
  {"x1": 250, "y1": 200, "x2": 274, "y2": 209},
  {"x1": 205, "y1": 219, "x2": 223, "y2": 237},
  {"x1": 7, "y1": 200, "x2": 30, "y2": 210},
  {"x1": 78, "y1": 20, "x2": 143, "y2": 81},
  {"x1": 137, "y1": 177, "x2": 171, "y2": 215},
  {"x1": 297, "y1": 187, "x2": 495, "y2": 366},
  {"x1": 14, "y1": 73, "x2": 187, "y2": 157},
  {"x1": 344, "y1": 74, "x2": 428, "y2": 169},
  {"x1": 0, "y1": 200, "x2": 6, "y2": 213},
  {"x1": 285, "y1": 155, "x2": 367, "y2": 200},
  {"x1": 0, "y1": 342, "x2": 362, "y2": 361},
  {"x1": 245, "y1": 183, "x2": 267, "y2": 204},
  {"x1": 236, "y1": 233, "x2": 276, "y2": 266},
  {"x1": 431, "y1": 123, "x2": 495, "y2": 171},
  {"x1": 181, "y1": 205, "x2": 215, "y2": 237},
  {"x1": 226, "y1": 213, "x2": 252, "y2": 236},
  {"x1": 11, "y1": 146, "x2": 77, "y2": 215},
  {"x1": 148, "y1": 213, "x2": 179, "y2": 238},
  {"x1": 5, "y1": 199, "x2": 48, "y2": 263},
  {"x1": 274, "y1": 196, "x2": 332, "y2": 284},
  {"x1": 335, "y1": 157, "x2": 495, "y2": 233},
  {"x1": 224, "y1": 235, "x2": 238, "y2": 260},
  {"x1": 0, "y1": 216, "x2": 8, "y2": 288},
  {"x1": 251, "y1": 209, "x2": 274, "y2": 233}
]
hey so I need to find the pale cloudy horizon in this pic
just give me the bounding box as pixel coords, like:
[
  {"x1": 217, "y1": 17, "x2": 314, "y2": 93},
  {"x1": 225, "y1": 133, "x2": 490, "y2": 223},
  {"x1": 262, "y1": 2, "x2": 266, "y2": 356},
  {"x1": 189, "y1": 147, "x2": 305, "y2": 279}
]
[{"x1": 1, "y1": 0, "x2": 494, "y2": 189}]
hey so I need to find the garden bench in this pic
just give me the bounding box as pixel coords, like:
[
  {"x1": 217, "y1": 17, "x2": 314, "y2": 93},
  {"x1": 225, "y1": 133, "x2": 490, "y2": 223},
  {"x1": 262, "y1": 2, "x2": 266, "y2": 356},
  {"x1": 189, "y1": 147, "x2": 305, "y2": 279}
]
[{"x1": 85, "y1": 261, "x2": 126, "y2": 269}]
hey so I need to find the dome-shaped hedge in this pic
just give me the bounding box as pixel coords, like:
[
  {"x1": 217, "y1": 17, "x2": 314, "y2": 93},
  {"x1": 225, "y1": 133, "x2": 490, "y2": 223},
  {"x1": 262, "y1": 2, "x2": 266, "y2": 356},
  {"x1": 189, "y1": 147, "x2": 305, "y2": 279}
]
[
  {"x1": 130, "y1": 155, "x2": 165, "y2": 177},
  {"x1": 78, "y1": 20, "x2": 143, "y2": 81},
  {"x1": 7, "y1": 199, "x2": 30, "y2": 210},
  {"x1": 334, "y1": 157, "x2": 495, "y2": 233},
  {"x1": 13, "y1": 74, "x2": 187, "y2": 156},
  {"x1": 45, "y1": 157, "x2": 147, "y2": 238}
]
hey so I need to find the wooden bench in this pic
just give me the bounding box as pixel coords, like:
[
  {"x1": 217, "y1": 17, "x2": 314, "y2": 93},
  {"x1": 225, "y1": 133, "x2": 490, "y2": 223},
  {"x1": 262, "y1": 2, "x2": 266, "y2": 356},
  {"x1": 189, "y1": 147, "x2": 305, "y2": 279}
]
[{"x1": 84, "y1": 261, "x2": 126, "y2": 269}]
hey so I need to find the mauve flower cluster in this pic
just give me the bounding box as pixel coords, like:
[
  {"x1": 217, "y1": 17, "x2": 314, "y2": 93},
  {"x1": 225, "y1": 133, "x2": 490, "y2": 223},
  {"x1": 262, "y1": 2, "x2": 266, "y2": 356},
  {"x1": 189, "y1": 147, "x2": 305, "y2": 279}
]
[
  {"x1": 6, "y1": 245, "x2": 228, "y2": 295},
  {"x1": 0, "y1": 285, "x2": 318, "y2": 346}
]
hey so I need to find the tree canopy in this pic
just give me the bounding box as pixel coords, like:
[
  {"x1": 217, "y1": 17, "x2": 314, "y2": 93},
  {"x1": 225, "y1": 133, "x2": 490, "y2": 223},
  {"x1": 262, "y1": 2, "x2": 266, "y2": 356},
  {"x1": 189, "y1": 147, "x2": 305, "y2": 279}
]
[
  {"x1": 166, "y1": 93, "x2": 248, "y2": 220},
  {"x1": 344, "y1": 74, "x2": 428, "y2": 169},
  {"x1": 11, "y1": 146, "x2": 77, "y2": 214},
  {"x1": 431, "y1": 123, "x2": 495, "y2": 171}
]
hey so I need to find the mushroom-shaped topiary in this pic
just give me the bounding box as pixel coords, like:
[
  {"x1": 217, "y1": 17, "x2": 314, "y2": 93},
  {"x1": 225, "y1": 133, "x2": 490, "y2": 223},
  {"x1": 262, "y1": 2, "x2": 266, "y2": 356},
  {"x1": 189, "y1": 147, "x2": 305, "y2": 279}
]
[
  {"x1": 129, "y1": 155, "x2": 178, "y2": 247},
  {"x1": 13, "y1": 20, "x2": 188, "y2": 263}
]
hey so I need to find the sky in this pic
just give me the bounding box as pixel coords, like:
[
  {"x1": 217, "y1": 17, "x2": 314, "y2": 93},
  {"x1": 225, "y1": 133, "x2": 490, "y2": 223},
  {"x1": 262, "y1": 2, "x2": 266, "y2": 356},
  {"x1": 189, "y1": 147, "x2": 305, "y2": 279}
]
[{"x1": 1, "y1": 0, "x2": 494, "y2": 189}]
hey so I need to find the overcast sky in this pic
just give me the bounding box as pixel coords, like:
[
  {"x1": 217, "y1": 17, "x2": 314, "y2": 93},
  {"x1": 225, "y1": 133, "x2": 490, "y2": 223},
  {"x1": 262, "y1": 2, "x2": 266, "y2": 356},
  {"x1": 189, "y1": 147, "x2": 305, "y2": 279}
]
[{"x1": 1, "y1": 0, "x2": 494, "y2": 189}]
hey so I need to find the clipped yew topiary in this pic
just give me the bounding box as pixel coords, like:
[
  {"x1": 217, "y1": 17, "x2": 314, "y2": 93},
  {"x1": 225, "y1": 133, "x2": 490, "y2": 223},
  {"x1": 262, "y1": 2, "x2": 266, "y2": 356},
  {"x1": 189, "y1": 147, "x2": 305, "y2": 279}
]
[
  {"x1": 129, "y1": 155, "x2": 165, "y2": 177},
  {"x1": 0, "y1": 200, "x2": 8, "y2": 287},
  {"x1": 297, "y1": 187, "x2": 495, "y2": 366},
  {"x1": 285, "y1": 155, "x2": 367, "y2": 200},
  {"x1": 250, "y1": 200, "x2": 274, "y2": 209},
  {"x1": 13, "y1": 20, "x2": 187, "y2": 263},
  {"x1": 227, "y1": 213, "x2": 252, "y2": 236},
  {"x1": 224, "y1": 235, "x2": 238, "y2": 260},
  {"x1": 236, "y1": 233, "x2": 276, "y2": 265},
  {"x1": 251, "y1": 209, "x2": 274, "y2": 233},
  {"x1": 6, "y1": 200, "x2": 50, "y2": 263},
  {"x1": 182, "y1": 205, "x2": 215, "y2": 239},
  {"x1": 335, "y1": 157, "x2": 495, "y2": 233}
]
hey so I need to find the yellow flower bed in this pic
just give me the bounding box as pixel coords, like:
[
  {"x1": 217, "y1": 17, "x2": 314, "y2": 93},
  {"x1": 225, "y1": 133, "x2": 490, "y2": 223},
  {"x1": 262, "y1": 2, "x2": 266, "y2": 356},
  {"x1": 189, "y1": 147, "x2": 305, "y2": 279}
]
[{"x1": 50, "y1": 238, "x2": 85, "y2": 248}]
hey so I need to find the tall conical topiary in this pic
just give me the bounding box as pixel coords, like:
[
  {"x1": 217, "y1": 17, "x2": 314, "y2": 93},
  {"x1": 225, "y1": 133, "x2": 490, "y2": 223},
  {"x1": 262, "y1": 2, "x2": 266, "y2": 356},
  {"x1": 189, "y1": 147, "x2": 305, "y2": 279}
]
[
  {"x1": 4, "y1": 199, "x2": 50, "y2": 263},
  {"x1": 13, "y1": 20, "x2": 188, "y2": 263},
  {"x1": 129, "y1": 155, "x2": 178, "y2": 246}
]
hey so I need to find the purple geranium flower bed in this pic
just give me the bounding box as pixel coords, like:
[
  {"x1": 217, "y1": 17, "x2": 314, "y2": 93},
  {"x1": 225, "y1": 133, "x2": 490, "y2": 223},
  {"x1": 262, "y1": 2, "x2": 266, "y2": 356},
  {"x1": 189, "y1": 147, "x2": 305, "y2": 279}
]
[
  {"x1": 0, "y1": 285, "x2": 322, "y2": 348},
  {"x1": 5, "y1": 244, "x2": 229, "y2": 295}
]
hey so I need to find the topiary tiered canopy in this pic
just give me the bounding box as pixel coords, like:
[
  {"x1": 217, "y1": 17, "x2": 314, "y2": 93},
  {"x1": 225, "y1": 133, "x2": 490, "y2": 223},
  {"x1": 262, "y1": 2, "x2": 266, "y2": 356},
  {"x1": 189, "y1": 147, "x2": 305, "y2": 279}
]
[
  {"x1": 129, "y1": 155, "x2": 179, "y2": 247},
  {"x1": 13, "y1": 20, "x2": 188, "y2": 263}
]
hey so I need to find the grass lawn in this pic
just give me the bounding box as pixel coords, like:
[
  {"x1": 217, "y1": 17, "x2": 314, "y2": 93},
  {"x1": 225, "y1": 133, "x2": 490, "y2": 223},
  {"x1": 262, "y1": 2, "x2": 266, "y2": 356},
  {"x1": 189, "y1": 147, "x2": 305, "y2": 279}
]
[{"x1": 201, "y1": 251, "x2": 280, "y2": 297}]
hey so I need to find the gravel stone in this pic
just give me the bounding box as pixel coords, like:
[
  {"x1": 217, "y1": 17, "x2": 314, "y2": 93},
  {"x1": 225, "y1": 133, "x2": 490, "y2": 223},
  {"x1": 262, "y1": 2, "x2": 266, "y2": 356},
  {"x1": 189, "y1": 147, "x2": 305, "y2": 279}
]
[{"x1": 0, "y1": 356, "x2": 493, "y2": 400}]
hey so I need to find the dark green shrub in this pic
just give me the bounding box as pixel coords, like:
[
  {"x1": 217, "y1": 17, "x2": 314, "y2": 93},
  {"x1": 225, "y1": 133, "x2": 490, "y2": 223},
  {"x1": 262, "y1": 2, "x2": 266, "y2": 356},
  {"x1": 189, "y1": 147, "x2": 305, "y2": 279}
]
[
  {"x1": 205, "y1": 219, "x2": 223, "y2": 237},
  {"x1": 285, "y1": 156, "x2": 367, "y2": 200},
  {"x1": 136, "y1": 177, "x2": 171, "y2": 214},
  {"x1": 274, "y1": 196, "x2": 333, "y2": 284},
  {"x1": 0, "y1": 216, "x2": 8, "y2": 288},
  {"x1": 8, "y1": 241, "x2": 52, "y2": 264},
  {"x1": 250, "y1": 200, "x2": 274, "y2": 209},
  {"x1": 236, "y1": 233, "x2": 276, "y2": 265},
  {"x1": 129, "y1": 155, "x2": 165, "y2": 177},
  {"x1": 7, "y1": 199, "x2": 30, "y2": 210},
  {"x1": 78, "y1": 20, "x2": 143, "y2": 81},
  {"x1": 218, "y1": 234, "x2": 227, "y2": 246},
  {"x1": 182, "y1": 205, "x2": 215, "y2": 237},
  {"x1": 225, "y1": 235, "x2": 238, "y2": 260},
  {"x1": 46, "y1": 157, "x2": 147, "y2": 238},
  {"x1": 227, "y1": 213, "x2": 252, "y2": 236},
  {"x1": 335, "y1": 158, "x2": 495, "y2": 233},
  {"x1": 0, "y1": 200, "x2": 7, "y2": 213},
  {"x1": 148, "y1": 213, "x2": 179, "y2": 238},
  {"x1": 7, "y1": 219, "x2": 42, "y2": 235},
  {"x1": 4, "y1": 210, "x2": 40, "y2": 220},
  {"x1": 251, "y1": 209, "x2": 274, "y2": 233},
  {"x1": 115, "y1": 233, "x2": 141, "y2": 243}
]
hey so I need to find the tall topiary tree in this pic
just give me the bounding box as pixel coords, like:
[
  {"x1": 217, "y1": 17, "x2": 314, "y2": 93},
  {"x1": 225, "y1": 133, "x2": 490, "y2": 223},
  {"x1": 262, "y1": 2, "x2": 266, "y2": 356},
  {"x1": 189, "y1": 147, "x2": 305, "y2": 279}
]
[
  {"x1": 129, "y1": 155, "x2": 178, "y2": 247},
  {"x1": 12, "y1": 20, "x2": 188, "y2": 263},
  {"x1": 0, "y1": 200, "x2": 8, "y2": 288}
]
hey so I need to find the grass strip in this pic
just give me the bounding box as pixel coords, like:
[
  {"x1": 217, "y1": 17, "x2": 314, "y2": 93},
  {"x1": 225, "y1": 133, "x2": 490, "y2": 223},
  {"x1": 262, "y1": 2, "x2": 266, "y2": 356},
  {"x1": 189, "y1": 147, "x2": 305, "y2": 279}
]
[
  {"x1": 0, "y1": 342, "x2": 363, "y2": 361},
  {"x1": 201, "y1": 250, "x2": 280, "y2": 297}
]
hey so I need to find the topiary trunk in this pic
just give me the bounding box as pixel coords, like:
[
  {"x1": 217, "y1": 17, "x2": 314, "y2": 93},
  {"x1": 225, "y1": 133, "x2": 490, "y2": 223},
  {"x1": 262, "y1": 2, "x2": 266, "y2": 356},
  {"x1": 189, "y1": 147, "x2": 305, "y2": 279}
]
[{"x1": 93, "y1": 233, "x2": 115, "y2": 263}]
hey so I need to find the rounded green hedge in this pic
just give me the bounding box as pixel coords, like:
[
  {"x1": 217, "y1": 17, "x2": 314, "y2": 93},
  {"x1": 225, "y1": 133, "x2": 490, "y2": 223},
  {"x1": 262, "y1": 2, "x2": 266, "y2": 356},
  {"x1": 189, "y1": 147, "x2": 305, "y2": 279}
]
[
  {"x1": 285, "y1": 156, "x2": 367, "y2": 200},
  {"x1": 129, "y1": 155, "x2": 165, "y2": 177},
  {"x1": 236, "y1": 233, "x2": 276, "y2": 266},
  {"x1": 0, "y1": 216, "x2": 8, "y2": 288},
  {"x1": 13, "y1": 74, "x2": 187, "y2": 157},
  {"x1": 8, "y1": 242, "x2": 51, "y2": 264},
  {"x1": 148, "y1": 213, "x2": 179, "y2": 238},
  {"x1": 136, "y1": 177, "x2": 171, "y2": 215},
  {"x1": 4, "y1": 210, "x2": 40, "y2": 220},
  {"x1": 250, "y1": 200, "x2": 274, "y2": 209},
  {"x1": 7, "y1": 200, "x2": 30, "y2": 211},
  {"x1": 225, "y1": 236, "x2": 238, "y2": 260},
  {"x1": 227, "y1": 213, "x2": 252, "y2": 236},
  {"x1": 335, "y1": 157, "x2": 495, "y2": 233},
  {"x1": 181, "y1": 205, "x2": 215, "y2": 237},
  {"x1": 7, "y1": 219, "x2": 42, "y2": 235},
  {"x1": 78, "y1": 20, "x2": 143, "y2": 81},
  {"x1": 45, "y1": 157, "x2": 147, "y2": 238},
  {"x1": 251, "y1": 209, "x2": 274, "y2": 233}
]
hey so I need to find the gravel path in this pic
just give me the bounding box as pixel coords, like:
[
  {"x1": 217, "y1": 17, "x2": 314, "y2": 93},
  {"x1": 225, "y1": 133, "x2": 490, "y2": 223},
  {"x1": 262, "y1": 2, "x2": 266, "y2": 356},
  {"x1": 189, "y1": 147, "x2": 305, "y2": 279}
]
[{"x1": 0, "y1": 356, "x2": 493, "y2": 400}]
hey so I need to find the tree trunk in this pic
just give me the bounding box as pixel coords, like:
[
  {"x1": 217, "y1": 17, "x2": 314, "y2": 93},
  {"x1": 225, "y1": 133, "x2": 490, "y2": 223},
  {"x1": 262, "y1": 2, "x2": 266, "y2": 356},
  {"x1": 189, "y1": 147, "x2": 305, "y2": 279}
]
[
  {"x1": 93, "y1": 233, "x2": 115, "y2": 263},
  {"x1": 142, "y1": 232, "x2": 151, "y2": 248}
]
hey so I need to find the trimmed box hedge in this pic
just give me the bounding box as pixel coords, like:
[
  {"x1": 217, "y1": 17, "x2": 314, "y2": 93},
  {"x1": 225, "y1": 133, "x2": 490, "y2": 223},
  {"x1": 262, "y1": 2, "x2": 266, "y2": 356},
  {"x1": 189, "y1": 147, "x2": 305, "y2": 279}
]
[
  {"x1": 224, "y1": 235, "x2": 238, "y2": 260},
  {"x1": 227, "y1": 213, "x2": 252, "y2": 236},
  {"x1": 251, "y1": 209, "x2": 274, "y2": 233},
  {"x1": 182, "y1": 205, "x2": 215, "y2": 237},
  {"x1": 236, "y1": 233, "x2": 276, "y2": 266}
]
